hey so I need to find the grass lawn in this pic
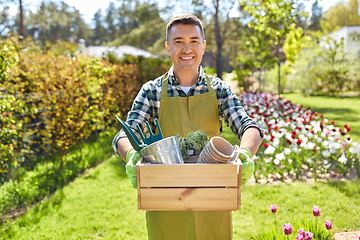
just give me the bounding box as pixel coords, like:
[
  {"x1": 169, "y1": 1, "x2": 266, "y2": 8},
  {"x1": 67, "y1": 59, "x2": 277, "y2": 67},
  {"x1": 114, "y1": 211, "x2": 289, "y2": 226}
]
[
  {"x1": 2, "y1": 154, "x2": 359, "y2": 239},
  {"x1": 281, "y1": 93, "x2": 360, "y2": 143}
]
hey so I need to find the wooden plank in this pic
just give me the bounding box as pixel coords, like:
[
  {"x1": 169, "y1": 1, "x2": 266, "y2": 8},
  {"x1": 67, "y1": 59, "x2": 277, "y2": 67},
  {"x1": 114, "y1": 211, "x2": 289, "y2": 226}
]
[
  {"x1": 137, "y1": 163, "x2": 239, "y2": 188},
  {"x1": 237, "y1": 187, "x2": 241, "y2": 210},
  {"x1": 139, "y1": 188, "x2": 239, "y2": 211}
]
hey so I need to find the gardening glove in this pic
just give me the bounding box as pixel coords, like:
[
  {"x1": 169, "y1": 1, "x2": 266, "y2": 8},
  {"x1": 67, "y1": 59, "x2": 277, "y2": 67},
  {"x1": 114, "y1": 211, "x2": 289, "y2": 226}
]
[
  {"x1": 238, "y1": 146, "x2": 254, "y2": 185},
  {"x1": 125, "y1": 148, "x2": 141, "y2": 188}
]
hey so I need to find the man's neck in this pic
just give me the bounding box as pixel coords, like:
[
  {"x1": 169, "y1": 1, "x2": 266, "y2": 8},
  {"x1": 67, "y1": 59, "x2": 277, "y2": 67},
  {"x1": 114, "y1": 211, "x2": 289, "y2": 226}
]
[{"x1": 173, "y1": 68, "x2": 199, "y2": 87}]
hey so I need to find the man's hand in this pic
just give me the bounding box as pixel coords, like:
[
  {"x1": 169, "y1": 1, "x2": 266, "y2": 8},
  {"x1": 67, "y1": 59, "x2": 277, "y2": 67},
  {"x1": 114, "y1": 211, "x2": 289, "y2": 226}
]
[
  {"x1": 238, "y1": 146, "x2": 254, "y2": 185},
  {"x1": 126, "y1": 148, "x2": 141, "y2": 188}
]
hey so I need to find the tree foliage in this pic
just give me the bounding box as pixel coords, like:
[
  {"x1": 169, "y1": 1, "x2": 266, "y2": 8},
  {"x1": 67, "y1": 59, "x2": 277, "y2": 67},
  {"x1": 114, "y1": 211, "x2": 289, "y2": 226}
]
[
  {"x1": 240, "y1": 0, "x2": 307, "y2": 95},
  {"x1": 322, "y1": 0, "x2": 360, "y2": 32}
]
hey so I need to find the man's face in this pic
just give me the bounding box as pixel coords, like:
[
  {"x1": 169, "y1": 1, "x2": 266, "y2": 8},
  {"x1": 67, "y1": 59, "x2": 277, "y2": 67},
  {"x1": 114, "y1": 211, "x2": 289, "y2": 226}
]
[{"x1": 165, "y1": 24, "x2": 206, "y2": 73}]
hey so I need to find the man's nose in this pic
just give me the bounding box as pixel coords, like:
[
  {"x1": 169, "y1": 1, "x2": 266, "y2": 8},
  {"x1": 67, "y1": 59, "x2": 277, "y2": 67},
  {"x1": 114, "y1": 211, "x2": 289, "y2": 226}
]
[{"x1": 182, "y1": 43, "x2": 192, "y2": 53}]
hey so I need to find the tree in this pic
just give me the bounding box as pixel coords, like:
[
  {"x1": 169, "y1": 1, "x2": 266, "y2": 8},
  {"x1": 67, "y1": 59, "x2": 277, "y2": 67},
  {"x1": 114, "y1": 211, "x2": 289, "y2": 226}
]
[
  {"x1": 27, "y1": 1, "x2": 90, "y2": 44},
  {"x1": 308, "y1": 0, "x2": 324, "y2": 31},
  {"x1": 105, "y1": 2, "x2": 117, "y2": 42},
  {"x1": 0, "y1": 5, "x2": 12, "y2": 38},
  {"x1": 190, "y1": 0, "x2": 236, "y2": 79},
  {"x1": 91, "y1": 9, "x2": 105, "y2": 45},
  {"x1": 240, "y1": 0, "x2": 305, "y2": 96},
  {"x1": 322, "y1": 0, "x2": 360, "y2": 32}
]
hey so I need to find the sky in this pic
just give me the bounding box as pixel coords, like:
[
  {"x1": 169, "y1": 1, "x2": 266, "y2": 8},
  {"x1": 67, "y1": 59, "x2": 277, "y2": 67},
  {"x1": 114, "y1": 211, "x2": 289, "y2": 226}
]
[{"x1": 8, "y1": 0, "x2": 344, "y2": 26}]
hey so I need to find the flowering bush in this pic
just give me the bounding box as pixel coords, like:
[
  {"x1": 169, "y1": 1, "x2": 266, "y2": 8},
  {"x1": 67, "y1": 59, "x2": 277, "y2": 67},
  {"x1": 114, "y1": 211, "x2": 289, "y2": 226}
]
[{"x1": 239, "y1": 92, "x2": 360, "y2": 182}]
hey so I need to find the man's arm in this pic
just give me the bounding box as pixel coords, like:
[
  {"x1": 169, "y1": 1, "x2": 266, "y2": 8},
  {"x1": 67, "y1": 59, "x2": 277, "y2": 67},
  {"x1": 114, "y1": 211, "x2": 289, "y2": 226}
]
[
  {"x1": 239, "y1": 127, "x2": 263, "y2": 157},
  {"x1": 117, "y1": 137, "x2": 133, "y2": 161}
]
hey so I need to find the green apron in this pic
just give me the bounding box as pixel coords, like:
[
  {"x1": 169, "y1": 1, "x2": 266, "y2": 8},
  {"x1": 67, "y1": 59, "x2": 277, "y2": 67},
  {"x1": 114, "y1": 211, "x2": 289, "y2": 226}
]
[{"x1": 146, "y1": 72, "x2": 233, "y2": 240}]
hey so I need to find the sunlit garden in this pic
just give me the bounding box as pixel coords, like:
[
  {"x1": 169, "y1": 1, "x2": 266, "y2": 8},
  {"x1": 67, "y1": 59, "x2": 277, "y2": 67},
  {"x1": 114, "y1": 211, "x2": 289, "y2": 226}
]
[{"x1": 1, "y1": 0, "x2": 360, "y2": 239}]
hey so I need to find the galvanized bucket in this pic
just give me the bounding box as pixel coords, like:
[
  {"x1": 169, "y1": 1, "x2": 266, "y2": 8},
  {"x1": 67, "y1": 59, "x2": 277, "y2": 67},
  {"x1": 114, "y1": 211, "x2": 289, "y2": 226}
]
[{"x1": 140, "y1": 135, "x2": 183, "y2": 164}]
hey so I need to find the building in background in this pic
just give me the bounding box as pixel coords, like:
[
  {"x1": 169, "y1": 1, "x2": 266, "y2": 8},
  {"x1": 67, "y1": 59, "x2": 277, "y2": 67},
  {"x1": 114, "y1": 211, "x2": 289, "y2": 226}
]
[
  {"x1": 326, "y1": 26, "x2": 360, "y2": 53},
  {"x1": 77, "y1": 39, "x2": 158, "y2": 59}
]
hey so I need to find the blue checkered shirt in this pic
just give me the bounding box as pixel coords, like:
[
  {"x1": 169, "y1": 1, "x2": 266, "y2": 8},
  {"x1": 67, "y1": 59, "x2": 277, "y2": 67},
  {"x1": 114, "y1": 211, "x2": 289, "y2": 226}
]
[{"x1": 112, "y1": 65, "x2": 264, "y2": 157}]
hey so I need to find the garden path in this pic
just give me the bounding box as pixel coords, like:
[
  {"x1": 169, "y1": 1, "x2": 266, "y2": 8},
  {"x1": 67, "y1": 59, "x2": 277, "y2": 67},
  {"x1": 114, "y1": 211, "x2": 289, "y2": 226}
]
[{"x1": 334, "y1": 231, "x2": 360, "y2": 240}]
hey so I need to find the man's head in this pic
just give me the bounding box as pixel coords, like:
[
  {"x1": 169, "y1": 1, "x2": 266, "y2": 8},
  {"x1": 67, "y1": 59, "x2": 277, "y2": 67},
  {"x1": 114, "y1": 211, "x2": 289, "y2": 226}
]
[{"x1": 166, "y1": 14, "x2": 205, "y2": 42}]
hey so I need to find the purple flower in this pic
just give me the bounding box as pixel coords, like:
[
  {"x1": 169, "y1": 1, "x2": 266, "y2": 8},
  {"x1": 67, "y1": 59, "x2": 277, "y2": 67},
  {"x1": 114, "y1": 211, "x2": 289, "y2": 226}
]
[
  {"x1": 270, "y1": 205, "x2": 277, "y2": 213},
  {"x1": 283, "y1": 223, "x2": 292, "y2": 235},
  {"x1": 325, "y1": 220, "x2": 332, "y2": 230},
  {"x1": 312, "y1": 206, "x2": 321, "y2": 217},
  {"x1": 305, "y1": 231, "x2": 313, "y2": 240},
  {"x1": 298, "y1": 228, "x2": 305, "y2": 237},
  {"x1": 296, "y1": 233, "x2": 304, "y2": 240}
]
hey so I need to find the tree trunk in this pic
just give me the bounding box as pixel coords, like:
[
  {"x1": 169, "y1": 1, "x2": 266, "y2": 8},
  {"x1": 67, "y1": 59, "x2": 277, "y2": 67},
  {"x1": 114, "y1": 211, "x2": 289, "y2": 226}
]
[
  {"x1": 19, "y1": 0, "x2": 25, "y2": 37},
  {"x1": 214, "y1": 0, "x2": 223, "y2": 79},
  {"x1": 259, "y1": 68, "x2": 262, "y2": 93},
  {"x1": 277, "y1": 43, "x2": 281, "y2": 97}
]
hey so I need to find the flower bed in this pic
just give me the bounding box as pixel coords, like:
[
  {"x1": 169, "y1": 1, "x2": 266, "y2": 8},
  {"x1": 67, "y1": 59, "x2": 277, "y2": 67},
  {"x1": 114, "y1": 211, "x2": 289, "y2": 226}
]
[{"x1": 239, "y1": 92, "x2": 360, "y2": 182}]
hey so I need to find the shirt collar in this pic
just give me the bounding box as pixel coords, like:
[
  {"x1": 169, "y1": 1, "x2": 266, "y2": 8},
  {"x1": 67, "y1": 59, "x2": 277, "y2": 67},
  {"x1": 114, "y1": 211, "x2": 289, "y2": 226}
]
[{"x1": 168, "y1": 65, "x2": 205, "y2": 85}]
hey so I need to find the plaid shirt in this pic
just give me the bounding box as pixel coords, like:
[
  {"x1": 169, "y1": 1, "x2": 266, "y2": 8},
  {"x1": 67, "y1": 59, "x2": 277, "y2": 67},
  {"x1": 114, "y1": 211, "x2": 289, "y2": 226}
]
[{"x1": 112, "y1": 65, "x2": 264, "y2": 157}]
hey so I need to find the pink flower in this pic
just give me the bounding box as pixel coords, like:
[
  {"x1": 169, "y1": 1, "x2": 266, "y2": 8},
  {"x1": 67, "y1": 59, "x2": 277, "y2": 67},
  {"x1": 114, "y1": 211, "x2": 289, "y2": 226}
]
[
  {"x1": 325, "y1": 220, "x2": 332, "y2": 230},
  {"x1": 296, "y1": 234, "x2": 304, "y2": 240},
  {"x1": 305, "y1": 231, "x2": 313, "y2": 240},
  {"x1": 298, "y1": 228, "x2": 305, "y2": 237},
  {"x1": 270, "y1": 205, "x2": 277, "y2": 213},
  {"x1": 313, "y1": 206, "x2": 321, "y2": 217},
  {"x1": 283, "y1": 223, "x2": 292, "y2": 235}
]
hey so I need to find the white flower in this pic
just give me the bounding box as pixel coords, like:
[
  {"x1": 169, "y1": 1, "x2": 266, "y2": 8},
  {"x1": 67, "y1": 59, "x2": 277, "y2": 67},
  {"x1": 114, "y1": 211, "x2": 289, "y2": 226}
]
[
  {"x1": 272, "y1": 112, "x2": 279, "y2": 118},
  {"x1": 307, "y1": 133, "x2": 314, "y2": 139},
  {"x1": 313, "y1": 125, "x2": 321, "y2": 133},
  {"x1": 252, "y1": 155, "x2": 259, "y2": 160},
  {"x1": 352, "y1": 142, "x2": 359, "y2": 148},
  {"x1": 304, "y1": 142, "x2": 316, "y2": 150},
  {"x1": 322, "y1": 141, "x2": 330, "y2": 147},
  {"x1": 322, "y1": 150, "x2": 331, "y2": 158},
  {"x1": 284, "y1": 148, "x2": 291, "y2": 155},
  {"x1": 350, "y1": 147, "x2": 360, "y2": 154},
  {"x1": 274, "y1": 132, "x2": 283, "y2": 139},
  {"x1": 264, "y1": 145, "x2": 276, "y2": 154},
  {"x1": 275, "y1": 153, "x2": 285, "y2": 160},
  {"x1": 338, "y1": 154, "x2": 348, "y2": 164},
  {"x1": 264, "y1": 135, "x2": 271, "y2": 141},
  {"x1": 268, "y1": 119, "x2": 276, "y2": 125},
  {"x1": 265, "y1": 157, "x2": 273, "y2": 163},
  {"x1": 273, "y1": 139, "x2": 280, "y2": 148},
  {"x1": 307, "y1": 158, "x2": 314, "y2": 164},
  {"x1": 320, "y1": 132, "x2": 326, "y2": 138},
  {"x1": 317, "y1": 137, "x2": 323, "y2": 143},
  {"x1": 274, "y1": 159, "x2": 280, "y2": 165}
]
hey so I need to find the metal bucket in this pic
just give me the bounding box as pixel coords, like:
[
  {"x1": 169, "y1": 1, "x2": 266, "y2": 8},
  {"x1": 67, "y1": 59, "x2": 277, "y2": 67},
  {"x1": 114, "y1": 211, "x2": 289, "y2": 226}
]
[{"x1": 140, "y1": 135, "x2": 183, "y2": 164}]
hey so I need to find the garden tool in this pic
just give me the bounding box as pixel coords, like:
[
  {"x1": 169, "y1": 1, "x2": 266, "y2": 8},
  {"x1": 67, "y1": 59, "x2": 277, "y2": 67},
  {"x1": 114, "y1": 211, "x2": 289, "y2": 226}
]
[
  {"x1": 136, "y1": 118, "x2": 164, "y2": 145},
  {"x1": 115, "y1": 115, "x2": 147, "y2": 152}
]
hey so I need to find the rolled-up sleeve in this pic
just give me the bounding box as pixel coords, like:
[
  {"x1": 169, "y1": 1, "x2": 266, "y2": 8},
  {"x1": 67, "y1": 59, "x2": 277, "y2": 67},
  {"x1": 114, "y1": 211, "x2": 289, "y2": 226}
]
[{"x1": 216, "y1": 80, "x2": 265, "y2": 141}]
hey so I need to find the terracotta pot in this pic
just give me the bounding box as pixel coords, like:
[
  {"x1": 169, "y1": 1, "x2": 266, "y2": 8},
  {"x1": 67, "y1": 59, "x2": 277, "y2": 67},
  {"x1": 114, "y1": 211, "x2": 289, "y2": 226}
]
[{"x1": 197, "y1": 137, "x2": 235, "y2": 164}]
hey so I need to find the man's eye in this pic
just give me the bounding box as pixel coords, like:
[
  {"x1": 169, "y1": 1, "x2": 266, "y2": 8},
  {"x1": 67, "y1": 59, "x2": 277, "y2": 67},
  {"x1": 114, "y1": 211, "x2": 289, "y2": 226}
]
[{"x1": 175, "y1": 41, "x2": 182, "y2": 44}]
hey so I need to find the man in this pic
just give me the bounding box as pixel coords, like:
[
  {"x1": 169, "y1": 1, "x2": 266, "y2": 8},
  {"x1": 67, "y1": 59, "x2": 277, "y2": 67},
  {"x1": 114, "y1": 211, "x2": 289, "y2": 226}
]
[{"x1": 113, "y1": 14, "x2": 263, "y2": 240}]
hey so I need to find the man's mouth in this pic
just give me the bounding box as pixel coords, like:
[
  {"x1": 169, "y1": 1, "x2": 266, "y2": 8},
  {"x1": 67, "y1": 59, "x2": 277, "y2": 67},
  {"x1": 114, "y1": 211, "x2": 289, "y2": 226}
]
[{"x1": 180, "y1": 56, "x2": 194, "y2": 60}]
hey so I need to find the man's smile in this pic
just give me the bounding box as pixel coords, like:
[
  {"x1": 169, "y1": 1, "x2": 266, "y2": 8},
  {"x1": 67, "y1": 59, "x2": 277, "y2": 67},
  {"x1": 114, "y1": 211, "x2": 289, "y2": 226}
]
[{"x1": 180, "y1": 56, "x2": 195, "y2": 60}]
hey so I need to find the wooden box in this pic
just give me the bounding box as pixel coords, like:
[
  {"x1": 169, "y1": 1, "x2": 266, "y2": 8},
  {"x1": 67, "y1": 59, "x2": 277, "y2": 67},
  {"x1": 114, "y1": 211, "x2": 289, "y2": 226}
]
[{"x1": 136, "y1": 160, "x2": 242, "y2": 211}]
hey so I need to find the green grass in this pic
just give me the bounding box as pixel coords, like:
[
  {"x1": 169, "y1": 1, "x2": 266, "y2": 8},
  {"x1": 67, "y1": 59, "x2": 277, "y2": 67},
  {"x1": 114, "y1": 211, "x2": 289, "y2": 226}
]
[
  {"x1": 1, "y1": 154, "x2": 359, "y2": 239},
  {"x1": 282, "y1": 93, "x2": 360, "y2": 143}
]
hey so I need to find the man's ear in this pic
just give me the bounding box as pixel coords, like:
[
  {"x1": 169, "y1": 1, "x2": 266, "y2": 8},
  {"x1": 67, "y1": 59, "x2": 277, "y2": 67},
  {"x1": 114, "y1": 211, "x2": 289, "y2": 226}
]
[
  {"x1": 202, "y1": 40, "x2": 206, "y2": 55},
  {"x1": 165, "y1": 41, "x2": 170, "y2": 56}
]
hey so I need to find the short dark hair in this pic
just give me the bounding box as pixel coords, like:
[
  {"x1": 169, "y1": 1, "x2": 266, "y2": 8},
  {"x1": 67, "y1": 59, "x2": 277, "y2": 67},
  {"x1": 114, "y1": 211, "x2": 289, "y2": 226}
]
[{"x1": 166, "y1": 14, "x2": 205, "y2": 42}]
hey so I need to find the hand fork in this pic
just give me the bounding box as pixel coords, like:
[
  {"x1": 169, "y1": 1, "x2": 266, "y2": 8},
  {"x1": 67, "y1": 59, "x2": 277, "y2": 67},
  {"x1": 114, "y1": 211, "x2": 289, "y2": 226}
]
[{"x1": 136, "y1": 118, "x2": 163, "y2": 145}]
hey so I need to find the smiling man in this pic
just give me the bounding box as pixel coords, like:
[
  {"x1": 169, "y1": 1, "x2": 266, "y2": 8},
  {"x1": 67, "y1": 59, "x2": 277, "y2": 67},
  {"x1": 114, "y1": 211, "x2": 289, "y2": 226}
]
[{"x1": 113, "y1": 14, "x2": 264, "y2": 240}]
